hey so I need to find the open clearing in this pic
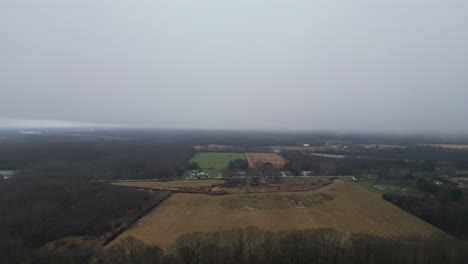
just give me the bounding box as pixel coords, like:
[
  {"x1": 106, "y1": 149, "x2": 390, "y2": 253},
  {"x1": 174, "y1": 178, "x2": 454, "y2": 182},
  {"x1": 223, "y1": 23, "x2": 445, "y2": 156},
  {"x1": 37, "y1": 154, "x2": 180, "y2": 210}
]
[
  {"x1": 112, "y1": 180, "x2": 447, "y2": 249},
  {"x1": 114, "y1": 179, "x2": 224, "y2": 188},
  {"x1": 422, "y1": 144, "x2": 468, "y2": 150},
  {"x1": 245, "y1": 152, "x2": 286, "y2": 169},
  {"x1": 190, "y1": 152, "x2": 245, "y2": 170}
]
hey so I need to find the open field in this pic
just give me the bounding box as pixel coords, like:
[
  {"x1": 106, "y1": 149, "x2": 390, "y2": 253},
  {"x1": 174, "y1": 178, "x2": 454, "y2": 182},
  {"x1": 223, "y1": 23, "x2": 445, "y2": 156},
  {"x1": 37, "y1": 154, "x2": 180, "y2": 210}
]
[
  {"x1": 190, "y1": 152, "x2": 245, "y2": 170},
  {"x1": 267, "y1": 146, "x2": 324, "y2": 151},
  {"x1": 193, "y1": 145, "x2": 244, "y2": 152},
  {"x1": 114, "y1": 179, "x2": 224, "y2": 188},
  {"x1": 112, "y1": 180, "x2": 448, "y2": 249},
  {"x1": 245, "y1": 152, "x2": 286, "y2": 169},
  {"x1": 345, "y1": 179, "x2": 423, "y2": 196},
  {"x1": 421, "y1": 144, "x2": 468, "y2": 150},
  {"x1": 358, "y1": 144, "x2": 407, "y2": 149}
]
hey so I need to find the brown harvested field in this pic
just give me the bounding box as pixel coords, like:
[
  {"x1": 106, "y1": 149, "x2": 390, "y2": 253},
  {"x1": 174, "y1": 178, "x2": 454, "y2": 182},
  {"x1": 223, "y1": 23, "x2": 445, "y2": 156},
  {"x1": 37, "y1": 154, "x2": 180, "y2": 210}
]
[
  {"x1": 245, "y1": 152, "x2": 286, "y2": 169},
  {"x1": 422, "y1": 144, "x2": 468, "y2": 150},
  {"x1": 111, "y1": 180, "x2": 448, "y2": 250}
]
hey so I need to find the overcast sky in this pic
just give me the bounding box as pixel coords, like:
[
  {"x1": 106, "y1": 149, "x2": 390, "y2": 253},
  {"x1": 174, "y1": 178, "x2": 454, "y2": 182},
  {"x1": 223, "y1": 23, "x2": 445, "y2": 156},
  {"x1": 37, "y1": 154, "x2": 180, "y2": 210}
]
[{"x1": 1, "y1": 0, "x2": 467, "y2": 133}]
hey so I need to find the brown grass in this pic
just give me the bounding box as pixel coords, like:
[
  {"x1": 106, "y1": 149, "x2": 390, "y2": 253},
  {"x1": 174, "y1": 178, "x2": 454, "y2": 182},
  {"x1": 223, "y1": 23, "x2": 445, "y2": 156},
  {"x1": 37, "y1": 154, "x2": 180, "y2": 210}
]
[
  {"x1": 111, "y1": 180, "x2": 448, "y2": 249},
  {"x1": 245, "y1": 152, "x2": 286, "y2": 169},
  {"x1": 422, "y1": 144, "x2": 468, "y2": 150}
]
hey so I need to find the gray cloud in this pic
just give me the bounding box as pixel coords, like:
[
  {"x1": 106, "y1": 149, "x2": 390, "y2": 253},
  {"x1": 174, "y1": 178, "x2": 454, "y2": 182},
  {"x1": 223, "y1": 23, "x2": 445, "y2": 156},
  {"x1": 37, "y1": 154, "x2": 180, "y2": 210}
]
[{"x1": 1, "y1": 0, "x2": 467, "y2": 133}]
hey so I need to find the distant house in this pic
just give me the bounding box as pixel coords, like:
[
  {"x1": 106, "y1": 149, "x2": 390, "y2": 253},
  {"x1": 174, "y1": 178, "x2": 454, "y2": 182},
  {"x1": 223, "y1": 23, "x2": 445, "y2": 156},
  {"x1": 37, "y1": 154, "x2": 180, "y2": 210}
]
[
  {"x1": 353, "y1": 176, "x2": 364, "y2": 181},
  {"x1": 353, "y1": 175, "x2": 378, "y2": 181},
  {"x1": 303, "y1": 144, "x2": 310, "y2": 147},
  {"x1": 434, "y1": 180, "x2": 443, "y2": 185},
  {"x1": 365, "y1": 175, "x2": 378, "y2": 180},
  {"x1": 374, "y1": 185, "x2": 386, "y2": 191},
  {"x1": 1, "y1": 174, "x2": 13, "y2": 180},
  {"x1": 0, "y1": 170, "x2": 15, "y2": 180}
]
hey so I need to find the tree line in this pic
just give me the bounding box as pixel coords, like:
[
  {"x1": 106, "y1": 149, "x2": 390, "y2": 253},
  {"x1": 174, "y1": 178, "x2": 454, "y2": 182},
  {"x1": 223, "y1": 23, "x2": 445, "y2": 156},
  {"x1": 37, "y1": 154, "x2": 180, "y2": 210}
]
[{"x1": 92, "y1": 227, "x2": 468, "y2": 264}]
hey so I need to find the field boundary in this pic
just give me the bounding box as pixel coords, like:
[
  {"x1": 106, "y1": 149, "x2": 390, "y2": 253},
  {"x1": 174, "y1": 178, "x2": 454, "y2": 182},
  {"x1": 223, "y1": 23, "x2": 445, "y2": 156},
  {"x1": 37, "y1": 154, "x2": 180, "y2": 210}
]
[
  {"x1": 90, "y1": 178, "x2": 221, "y2": 183},
  {"x1": 117, "y1": 179, "x2": 335, "y2": 196},
  {"x1": 102, "y1": 191, "x2": 172, "y2": 246}
]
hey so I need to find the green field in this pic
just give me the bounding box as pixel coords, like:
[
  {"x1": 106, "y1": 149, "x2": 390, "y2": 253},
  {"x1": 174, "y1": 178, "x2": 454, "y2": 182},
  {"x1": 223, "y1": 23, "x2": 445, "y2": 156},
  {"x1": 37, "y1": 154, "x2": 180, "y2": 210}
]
[{"x1": 190, "y1": 152, "x2": 245, "y2": 170}]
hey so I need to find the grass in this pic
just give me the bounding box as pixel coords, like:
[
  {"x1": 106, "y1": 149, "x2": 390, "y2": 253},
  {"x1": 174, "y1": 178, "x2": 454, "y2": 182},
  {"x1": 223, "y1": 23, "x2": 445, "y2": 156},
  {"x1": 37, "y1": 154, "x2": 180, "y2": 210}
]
[
  {"x1": 343, "y1": 178, "x2": 382, "y2": 193},
  {"x1": 190, "y1": 152, "x2": 245, "y2": 171},
  {"x1": 344, "y1": 178, "x2": 422, "y2": 195},
  {"x1": 283, "y1": 177, "x2": 326, "y2": 186},
  {"x1": 114, "y1": 179, "x2": 224, "y2": 188},
  {"x1": 111, "y1": 180, "x2": 448, "y2": 249}
]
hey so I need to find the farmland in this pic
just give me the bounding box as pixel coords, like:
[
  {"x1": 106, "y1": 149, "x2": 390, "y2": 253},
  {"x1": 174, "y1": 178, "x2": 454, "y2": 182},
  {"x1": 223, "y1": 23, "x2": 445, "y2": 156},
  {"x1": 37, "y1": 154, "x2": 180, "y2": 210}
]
[
  {"x1": 112, "y1": 179, "x2": 447, "y2": 249},
  {"x1": 245, "y1": 152, "x2": 286, "y2": 169},
  {"x1": 422, "y1": 144, "x2": 468, "y2": 150},
  {"x1": 190, "y1": 152, "x2": 245, "y2": 170}
]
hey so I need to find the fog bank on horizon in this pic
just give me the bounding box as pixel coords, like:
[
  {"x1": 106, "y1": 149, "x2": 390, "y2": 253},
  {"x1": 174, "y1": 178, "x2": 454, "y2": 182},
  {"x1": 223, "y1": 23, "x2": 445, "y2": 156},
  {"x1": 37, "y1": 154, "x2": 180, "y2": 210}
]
[{"x1": 1, "y1": 0, "x2": 467, "y2": 133}]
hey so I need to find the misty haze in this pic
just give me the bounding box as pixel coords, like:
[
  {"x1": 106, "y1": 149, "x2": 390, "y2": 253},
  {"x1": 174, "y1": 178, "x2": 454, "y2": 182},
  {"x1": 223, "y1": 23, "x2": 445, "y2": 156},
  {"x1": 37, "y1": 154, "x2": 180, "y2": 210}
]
[
  {"x1": 1, "y1": 1, "x2": 468, "y2": 264},
  {"x1": 2, "y1": 0, "x2": 468, "y2": 133}
]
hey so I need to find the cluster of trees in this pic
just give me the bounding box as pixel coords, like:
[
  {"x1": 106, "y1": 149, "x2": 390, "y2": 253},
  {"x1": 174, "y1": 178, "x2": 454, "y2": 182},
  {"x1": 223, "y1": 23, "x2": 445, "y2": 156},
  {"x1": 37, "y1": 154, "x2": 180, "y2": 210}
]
[
  {"x1": 90, "y1": 228, "x2": 468, "y2": 264},
  {"x1": 224, "y1": 159, "x2": 280, "y2": 180},
  {"x1": 383, "y1": 190, "x2": 468, "y2": 240},
  {"x1": 227, "y1": 159, "x2": 248, "y2": 171},
  {"x1": 185, "y1": 162, "x2": 200, "y2": 171},
  {"x1": 252, "y1": 162, "x2": 281, "y2": 177}
]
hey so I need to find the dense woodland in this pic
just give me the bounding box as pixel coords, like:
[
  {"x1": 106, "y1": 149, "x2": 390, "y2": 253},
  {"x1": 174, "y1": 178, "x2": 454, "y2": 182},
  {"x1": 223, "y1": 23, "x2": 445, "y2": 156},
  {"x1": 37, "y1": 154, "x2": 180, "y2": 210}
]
[
  {"x1": 0, "y1": 131, "x2": 193, "y2": 263},
  {"x1": 383, "y1": 192, "x2": 468, "y2": 240}
]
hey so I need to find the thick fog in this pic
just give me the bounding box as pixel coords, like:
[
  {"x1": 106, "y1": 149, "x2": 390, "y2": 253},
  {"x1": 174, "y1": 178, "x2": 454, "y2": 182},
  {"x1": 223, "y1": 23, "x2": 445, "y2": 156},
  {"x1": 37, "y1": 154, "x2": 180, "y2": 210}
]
[{"x1": 1, "y1": 0, "x2": 467, "y2": 133}]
